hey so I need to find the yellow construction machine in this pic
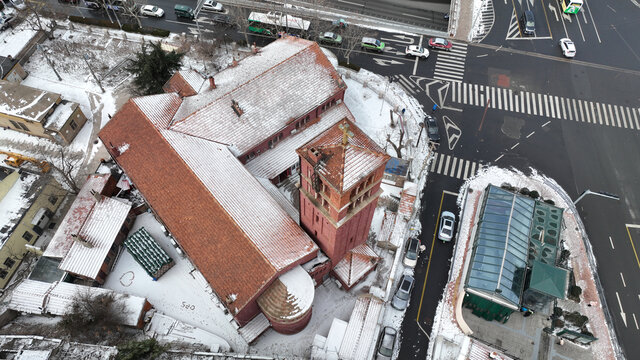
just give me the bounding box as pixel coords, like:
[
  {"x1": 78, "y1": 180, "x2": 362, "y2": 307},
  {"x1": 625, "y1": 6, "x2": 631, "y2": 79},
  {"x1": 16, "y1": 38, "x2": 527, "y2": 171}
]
[{"x1": 0, "y1": 151, "x2": 51, "y2": 173}]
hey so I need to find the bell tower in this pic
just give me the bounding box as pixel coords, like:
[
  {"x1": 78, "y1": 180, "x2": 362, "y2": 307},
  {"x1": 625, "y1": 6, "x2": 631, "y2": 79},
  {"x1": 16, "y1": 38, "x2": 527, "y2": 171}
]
[{"x1": 296, "y1": 118, "x2": 390, "y2": 263}]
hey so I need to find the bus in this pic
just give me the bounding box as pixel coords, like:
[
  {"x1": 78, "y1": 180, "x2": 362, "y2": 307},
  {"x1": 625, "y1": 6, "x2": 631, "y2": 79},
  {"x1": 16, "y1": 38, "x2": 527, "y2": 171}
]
[
  {"x1": 248, "y1": 11, "x2": 310, "y2": 36},
  {"x1": 562, "y1": 0, "x2": 582, "y2": 14}
]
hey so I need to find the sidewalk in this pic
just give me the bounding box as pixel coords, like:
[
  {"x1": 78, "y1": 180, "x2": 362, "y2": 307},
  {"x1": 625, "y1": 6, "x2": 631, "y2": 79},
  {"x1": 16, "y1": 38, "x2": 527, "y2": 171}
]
[{"x1": 427, "y1": 167, "x2": 622, "y2": 360}]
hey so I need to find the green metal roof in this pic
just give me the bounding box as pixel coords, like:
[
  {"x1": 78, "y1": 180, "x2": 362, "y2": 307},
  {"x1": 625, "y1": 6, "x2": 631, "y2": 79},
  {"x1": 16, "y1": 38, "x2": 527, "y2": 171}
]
[
  {"x1": 125, "y1": 227, "x2": 173, "y2": 279},
  {"x1": 528, "y1": 201, "x2": 563, "y2": 265},
  {"x1": 528, "y1": 260, "x2": 568, "y2": 298},
  {"x1": 465, "y1": 185, "x2": 534, "y2": 309}
]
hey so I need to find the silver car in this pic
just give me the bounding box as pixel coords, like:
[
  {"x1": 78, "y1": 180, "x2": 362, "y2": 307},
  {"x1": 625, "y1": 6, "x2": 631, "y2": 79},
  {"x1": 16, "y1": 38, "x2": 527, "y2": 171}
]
[
  {"x1": 376, "y1": 326, "x2": 397, "y2": 359},
  {"x1": 391, "y1": 274, "x2": 414, "y2": 310},
  {"x1": 438, "y1": 211, "x2": 455, "y2": 242}
]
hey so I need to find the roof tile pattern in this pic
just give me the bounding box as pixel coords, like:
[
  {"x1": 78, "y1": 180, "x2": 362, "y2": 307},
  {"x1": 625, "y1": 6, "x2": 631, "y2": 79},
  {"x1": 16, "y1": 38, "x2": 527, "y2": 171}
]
[
  {"x1": 132, "y1": 94, "x2": 182, "y2": 129},
  {"x1": 44, "y1": 174, "x2": 111, "y2": 259},
  {"x1": 58, "y1": 196, "x2": 132, "y2": 279},
  {"x1": 100, "y1": 101, "x2": 277, "y2": 312},
  {"x1": 170, "y1": 39, "x2": 343, "y2": 155},
  {"x1": 333, "y1": 244, "x2": 379, "y2": 288},
  {"x1": 297, "y1": 118, "x2": 389, "y2": 192},
  {"x1": 162, "y1": 130, "x2": 317, "y2": 270},
  {"x1": 338, "y1": 295, "x2": 384, "y2": 360},
  {"x1": 162, "y1": 72, "x2": 198, "y2": 98},
  {"x1": 244, "y1": 103, "x2": 354, "y2": 180}
]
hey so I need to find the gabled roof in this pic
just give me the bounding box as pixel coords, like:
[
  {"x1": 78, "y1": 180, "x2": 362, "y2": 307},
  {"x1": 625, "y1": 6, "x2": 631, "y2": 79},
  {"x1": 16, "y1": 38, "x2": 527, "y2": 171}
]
[
  {"x1": 9, "y1": 280, "x2": 146, "y2": 327},
  {"x1": 0, "y1": 80, "x2": 60, "y2": 123},
  {"x1": 44, "y1": 174, "x2": 112, "y2": 258},
  {"x1": 162, "y1": 70, "x2": 203, "y2": 97},
  {"x1": 297, "y1": 118, "x2": 389, "y2": 192},
  {"x1": 245, "y1": 102, "x2": 354, "y2": 180},
  {"x1": 99, "y1": 97, "x2": 317, "y2": 313},
  {"x1": 333, "y1": 244, "x2": 379, "y2": 288},
  {"x1": 58, "y1": 196, "x2": 132, "y2": 280},
  {"x1": 338, "y1": 295, "x2": 384, "y2": 360},
  {"x1": 168, "y1": 37, "x2": 345, "y2": 156}
]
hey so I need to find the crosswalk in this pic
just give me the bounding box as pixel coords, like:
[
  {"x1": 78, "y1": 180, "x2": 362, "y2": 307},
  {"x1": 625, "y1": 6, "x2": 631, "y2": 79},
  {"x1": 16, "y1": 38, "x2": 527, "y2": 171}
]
[
  {"x1": 429, "y1": 153, "x2": 484, "y2": 180},
  {"x1": 450, "y1": 82, "x2": 640, "y2": 130},
  {"x1": 433, "y1": 42, "x2": 468, "y2": 83},
  {"x1": 392, "y1": 74, "x2": 418, "y2": 96},
  {"x1": 506, "y1": 9, "x2": 521, "y2": 40},
  {"x1": 471, "y1": 0, "x2": 495, "y2": 43}
]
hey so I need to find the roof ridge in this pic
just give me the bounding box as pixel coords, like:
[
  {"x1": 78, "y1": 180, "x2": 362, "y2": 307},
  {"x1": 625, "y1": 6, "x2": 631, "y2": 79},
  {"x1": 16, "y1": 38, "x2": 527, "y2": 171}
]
[{"x1": 171, "y1": 40, "x2": 318, "y2": 127}]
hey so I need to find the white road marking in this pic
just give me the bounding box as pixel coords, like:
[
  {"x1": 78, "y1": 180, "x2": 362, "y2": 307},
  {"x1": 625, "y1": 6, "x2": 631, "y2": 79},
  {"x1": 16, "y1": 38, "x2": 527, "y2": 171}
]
[
  {"x1": 542, "y1": 120, "x2": 551, "y2": 127},
  {"x1": 586, "y1": 0, "x2": 602, "y2": 43},
  {"x1": 621, "y1": 272, "x2": 627, "y2": 287},
  {"x1": 495, "y1": 154, "x2": 504, "y2": 162},
  {"x1": 617, "y1": 292, "x2": 627, "y2": 327},
  {"x1": 337, "y1": 0, "x2": 364, "y2": 6},
  {"x1": 633, "y1": 313, "x2": 639, "y2": 330},
  {"x1": 609, "y1": 236, "x2": 615, "y2": 249},
  {"x1": 511, "y1": 142, "x2": 519, "y2": 150},
  {"x1": 449, "y1": 157, "x2": 458, "y2": 177},
  {"x1": 526, "y1": 131, "x2": 535, "y2": 138}
]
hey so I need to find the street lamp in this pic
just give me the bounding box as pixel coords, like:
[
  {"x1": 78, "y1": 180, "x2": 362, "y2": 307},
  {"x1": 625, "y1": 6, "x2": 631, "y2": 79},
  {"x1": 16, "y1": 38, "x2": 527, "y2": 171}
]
[{"x1": 573, "y1": 189, "x2": 620, "y2": 205}]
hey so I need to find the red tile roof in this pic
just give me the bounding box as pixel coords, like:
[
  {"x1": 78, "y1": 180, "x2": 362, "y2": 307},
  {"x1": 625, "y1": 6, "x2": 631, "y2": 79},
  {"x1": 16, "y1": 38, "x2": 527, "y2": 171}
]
[
  {"x1": 297, "y1": 118, "x2": 390, "y2": 192},
  {"x1": 162, "y1": 72, "x2": 198, "y2": 97},
  {"x1": 99, "y1": 101, "x2": 277, "y2": 312}
]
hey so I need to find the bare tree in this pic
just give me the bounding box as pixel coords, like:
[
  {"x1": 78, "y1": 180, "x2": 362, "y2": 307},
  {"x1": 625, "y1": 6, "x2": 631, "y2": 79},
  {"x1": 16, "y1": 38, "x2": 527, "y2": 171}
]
[
  {"x1": 20, "y1": 1, "x2": 65, "y2": 38},
  {"x1": 386, "y1": 127, "x2": 405, "y2": 158},
  {"x1": 119, "y1": 0, "x2": 143, "y2": 28},
  {"x1": 60, "y1": 290, "x2": 129, "y2": 342},
  {"x1": 43, "y1": 146, "x2": 85, "y2": 194},
  {"x1": 228, "y1": 7, "x2": 252, "y2": 46},
  {"x1": 340, "y1": 23, "x2": 371, "y2": 64}
]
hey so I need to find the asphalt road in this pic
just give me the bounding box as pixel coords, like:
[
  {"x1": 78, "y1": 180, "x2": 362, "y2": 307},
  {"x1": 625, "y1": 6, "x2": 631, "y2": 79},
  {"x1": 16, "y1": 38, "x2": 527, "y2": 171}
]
[{"x1": 45, "y1": 0, "x2": 640, "y2": 358}]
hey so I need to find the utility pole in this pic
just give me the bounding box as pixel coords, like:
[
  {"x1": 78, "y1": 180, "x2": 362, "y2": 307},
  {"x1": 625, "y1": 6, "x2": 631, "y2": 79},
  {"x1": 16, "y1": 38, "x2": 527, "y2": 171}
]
[
  {"x1": 38, "y1": 45, "x2": 62, "y2": 81},
  {"x1": 83, "y1": 54, "x2": 105, "y2": 93}
]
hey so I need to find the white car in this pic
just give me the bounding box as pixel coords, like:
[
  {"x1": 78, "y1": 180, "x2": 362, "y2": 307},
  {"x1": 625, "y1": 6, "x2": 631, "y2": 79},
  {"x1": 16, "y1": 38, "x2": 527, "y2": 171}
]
[
  {"x1": 9, "y1": 0, "x2": 27, "y2": 10},
  {"x1": 140, "y1": 5, "x2": 164, "y2": 17},
  {"x1": 559, "y1": 38, "x2": 576, "y2": 58},
  {"x1": 438, "y1": 211, "x2": 456, "y2": 242},
  {"x1": 405, "y1": 45, "x2": 429, "y2": 59},
  {"x1": 202, "y1": 0, "x2": 224, "y2": 12}
]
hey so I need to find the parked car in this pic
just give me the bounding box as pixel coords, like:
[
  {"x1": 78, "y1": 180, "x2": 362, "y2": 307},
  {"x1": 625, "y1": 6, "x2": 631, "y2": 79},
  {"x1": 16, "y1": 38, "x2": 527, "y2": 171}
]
[
  {"x1": 84, "y1": 1, "x2": 101, "y2": 10},
  {"x1": 174, "y1": 4, "x2": 195, "y2": 19},
  {"x1": 8, "y1": 0, "x2": 26, "y2": 10},
  {"x1": 0, "y1": 13, "x2": 15, "y2": 31},
  {"x1": 318, "y1": 32, "x2": 342, "y2": 45},
  {"x1": 405, "y1": 45, "x2": 429, "y2": 59},
  {"x1": 391, "y1": 274, "x2": 414, "y2": 310},
  {"x1": 438, "y1": 211, "x2": 456, "y2": 242},
  {"x1": 202, "y1": 0, "x2": 224, "y2": 12},
  {"x1": 424, "y1": 114, "x2": 440, "y2": 143},
  {"x1": 376, "y1": 326, "x2": 397, "y2": 360},
  {"x1": 403, "y1": 237, "x2": 421, "y2": 268},
  {"x1": 520, "y1": 10, "x2": 535, "y2": 35},
  {"x1": 140, "y1": 5, "x2": 164, "y2": 17},
  {"x1": 211, "y1": 14, "x2": 233, "y2": 26},
  {"x1": 428, "y1": 37, "x2": 453, "y2": 51},
  {"x1": 361, "y1": 37, "x2": 385, "y2": 53},
  {"x1": 559, "y1": 38, "x2": 576, "y2": 58}
]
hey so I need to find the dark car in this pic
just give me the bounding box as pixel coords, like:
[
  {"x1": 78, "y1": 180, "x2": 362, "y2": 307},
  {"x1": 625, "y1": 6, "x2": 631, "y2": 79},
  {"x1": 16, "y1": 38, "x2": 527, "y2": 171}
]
[
  {"x1": 424, "y1": 114, "x2": 440, "y2": 143},
  {"x1": 521, "y1": 10, "x2": 535, "y2": 35},
  {"x1": 0, "y1": 14, "x2": 15, "y2": 31},
  {"x1": 391, "y1": 274, "x2": 414, "y2": 310},
  {"x1": 84, "y1": 1, "x2": 101, "y2": 10},
  {"x1": 376, "y1": 326, "x2": 397, "y2": 360},
  {"x1": 211, "y1": 14, "x2": 232, "y2": 26}
]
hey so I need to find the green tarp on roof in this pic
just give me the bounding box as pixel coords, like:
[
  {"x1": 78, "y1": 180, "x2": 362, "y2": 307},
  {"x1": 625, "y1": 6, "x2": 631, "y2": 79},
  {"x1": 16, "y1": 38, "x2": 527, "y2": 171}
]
[
  {"x1": 529, "y1": 260, "x2": 568, "y2": 298},
  {"x1": 125, "y1": 227, "x2": 174, "y2": 280},
  {"x1": 465, "y1": 185, "x2": 535, "y2": 309}
]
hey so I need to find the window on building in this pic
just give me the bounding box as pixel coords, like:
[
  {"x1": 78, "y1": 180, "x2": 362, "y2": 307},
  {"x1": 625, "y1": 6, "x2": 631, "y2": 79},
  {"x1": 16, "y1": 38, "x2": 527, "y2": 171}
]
[
  {"x1": 0, "y1": 270, "x2": 7, "y2": 279},
  {"x1": 18, "y1": 122, "x2": 29, "y2": 131},
  {"x1": 70, "y1": 120, "x2": 78, "y2": 130},
  {"x1": 9, "y1": 120, "x2": 21, "y2": 129},
  {"x1": 48, "y1": 195, "x2": 58, "y2": 205},
  {"x1": 22, "y1": 231, "x2": 33, "y2": 241},
  {"x1": 4, "y1": 258, "x2": 15, "y2": 268},
  {"x1": 48, "y1": 222, "x2": 57, "y2": 229}
]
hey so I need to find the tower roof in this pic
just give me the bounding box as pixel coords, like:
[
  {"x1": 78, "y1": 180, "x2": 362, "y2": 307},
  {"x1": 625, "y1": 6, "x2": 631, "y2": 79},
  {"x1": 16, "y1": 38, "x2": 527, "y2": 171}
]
[{"x1": 297, "y1": 118, "x2": 389, "y2": 192}]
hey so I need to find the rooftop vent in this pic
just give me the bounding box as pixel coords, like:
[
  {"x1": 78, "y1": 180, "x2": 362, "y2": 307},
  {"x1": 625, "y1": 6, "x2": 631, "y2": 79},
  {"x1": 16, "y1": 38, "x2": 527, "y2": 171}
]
[{"x1": 231, "y1": 100, "x2": 243, "y2": 117}]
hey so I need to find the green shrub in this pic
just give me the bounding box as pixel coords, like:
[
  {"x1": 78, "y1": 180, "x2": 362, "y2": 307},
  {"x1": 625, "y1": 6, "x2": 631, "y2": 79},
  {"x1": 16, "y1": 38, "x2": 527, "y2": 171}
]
[
  {"x1": 569, "y1": 285, "x2": 582, "y2": 301},
  {"x1": 553, "y1": 306, "x2": 563, "y2": 318},
  {"x1": 544, "y1": 199, "x2": 555, "y2": 205},
  {"x1": 564, "y1": 311, "x2": 588, "y2": 328},
  {"x1": 529, "y1": 190, "x2": 540, "y2": 199},
  {"x1": 552, "y1": 318, "x2": 565, "y2": 329},
  {"x1": 116, "y1": 339, "x2": 167, "y2": 360},
  {"x1": 339, "y1": 61, "x2": 361, "y2": 71},
  {"x1": 519, "y1": 187, "x2": 530, "y2": 196},
  {"x1": 68, "y1": 16, "x2": 169, "y2": 37}
]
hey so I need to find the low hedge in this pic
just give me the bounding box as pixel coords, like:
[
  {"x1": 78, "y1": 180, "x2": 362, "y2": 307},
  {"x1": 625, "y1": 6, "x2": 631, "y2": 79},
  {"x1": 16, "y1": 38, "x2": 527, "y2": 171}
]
[
  {"x1": 68, "y1": 16, "x2": 170, "y2": 37},
  {"x1": 339, "y1": 61, "x2": 360, "y2": 72}
]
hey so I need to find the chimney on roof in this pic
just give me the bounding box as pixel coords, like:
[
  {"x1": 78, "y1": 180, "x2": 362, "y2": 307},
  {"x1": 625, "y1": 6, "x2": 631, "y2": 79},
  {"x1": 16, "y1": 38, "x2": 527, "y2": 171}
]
[
  {"x1": 72, "y1": 234, "x2": 94, "y2": 248},
  {"x1": 231, "y1": 100, "x2": 243, "y2": 117},
  {"x1": 89, "y1": 189, "x2": 102, "y2": 202},
  {"x1": 208, "y1": 76, "x2": 216, "y2": 90}
]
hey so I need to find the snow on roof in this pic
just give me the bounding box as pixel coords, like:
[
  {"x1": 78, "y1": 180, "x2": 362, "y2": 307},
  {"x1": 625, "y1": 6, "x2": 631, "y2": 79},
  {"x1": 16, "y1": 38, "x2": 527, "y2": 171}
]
[
  {"x1": 467, "y1": 339, "x2": 514, "y2": 360},
  {"x1": 170, "y1": 39, "x2": 343, "y2": 155},
  {"x1": 15, "y1": 349, "x2": 52, "y2": 360},
  {"x1": 179, "y1": 69, "x2": 206, "y2": 94},
  {"x1": 9, "y1": 280, "x2": 146, "y2": 327},
  {"x1": 0, "y1": 167, "x2": 39, "y2": 244},
  {"x1": 244, "y1": 102, "x2": 353, "y2": 180},
  {"x1": 131, "y1": 93, "x2": 182, "y2": 129},
  {"x1": 257, "y1": 265, "x2": 315, "y2": 321},
  {"x1": 44, "y1": 174, "x2": 112, "y2": 258},
  {"x1": 0, "y1": 28, "x2": 39, "y2": 58},
  {"x1": 162, "y1": 130, "x2": 317, "y2": 270},
  {"x1": 298, "y1": 118, "x2": 389, "y2": 192},
  {"x1": 44, "y1": 101, "x2": 77, "y2": 132},
  {"x1": 333, "y1": 244, "x2": 379, "y2": 288},
  {"x1": 147, "y1": 312, "x2": 230, "y2": 351},
  {"x1": 58, "y1": 196, "x2": 132, "y2": 280},
  {"x1": 255, "y1": 177, "x2": 299, "y2": 223},
  {"x1": 0, "y1": 80, "x2": 60, "y2": 122},
  {"x1": 238, "y1": 312, "x2": 270, "y2": 344},
  {"x1": 338, "y1": 295, "x2": 384, "y2": 360}
]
